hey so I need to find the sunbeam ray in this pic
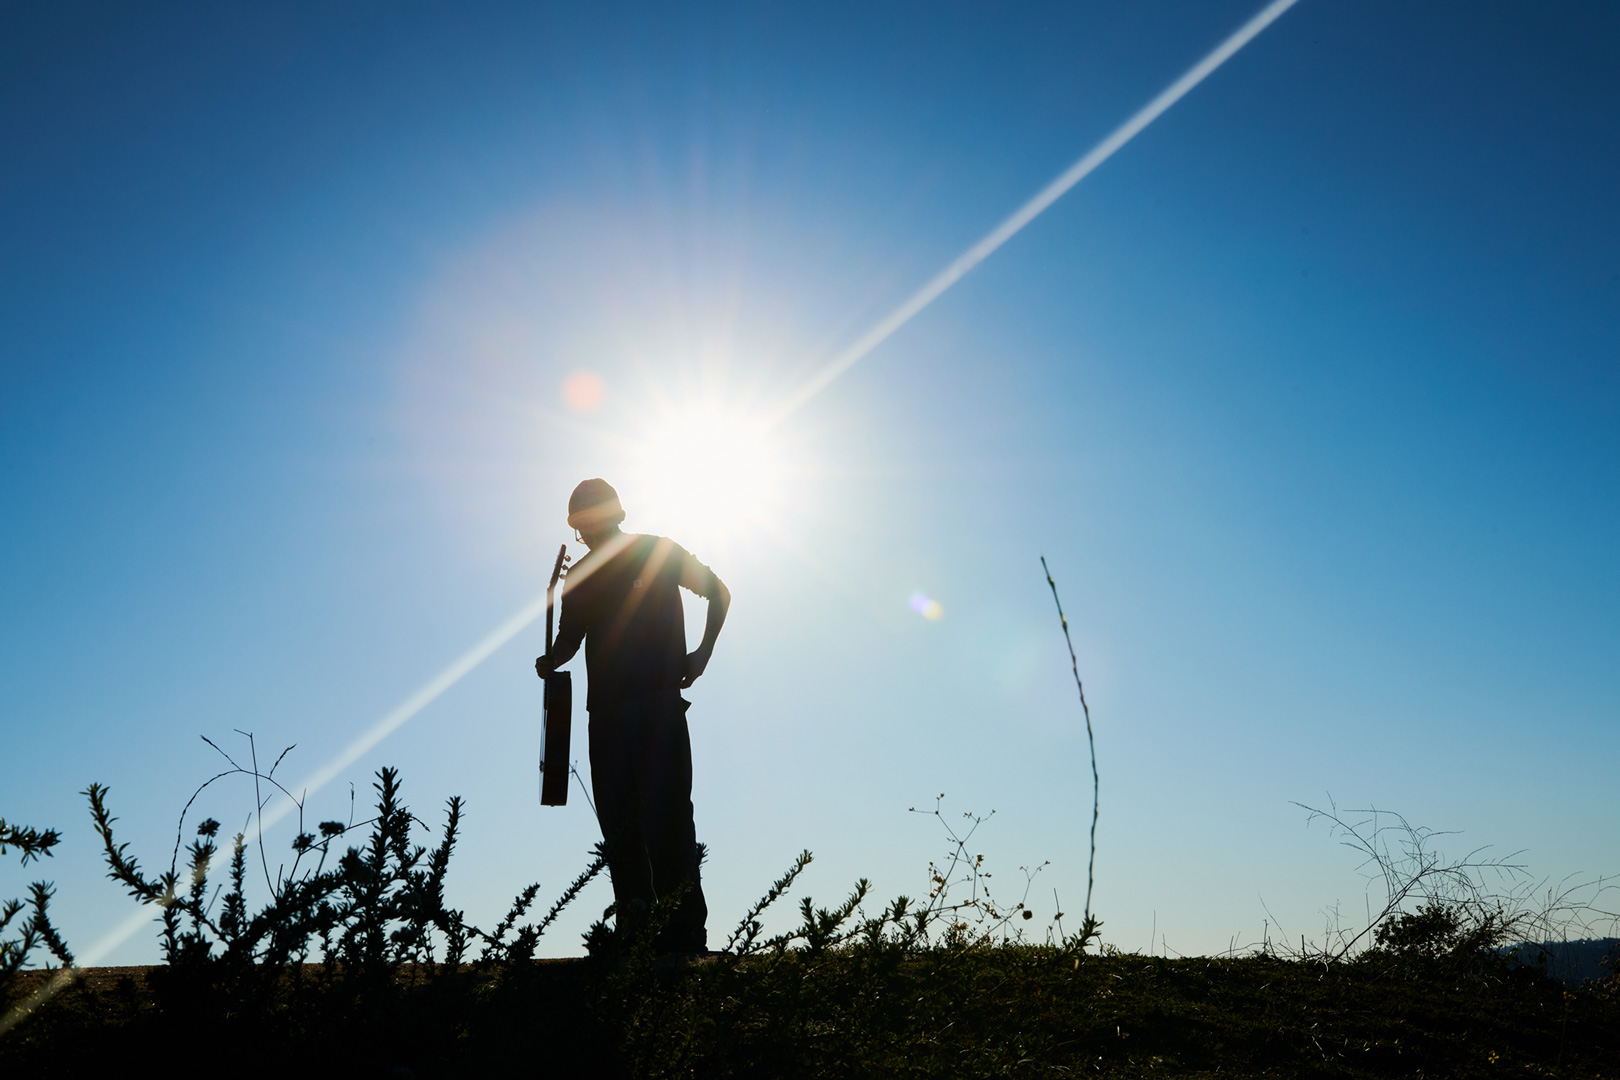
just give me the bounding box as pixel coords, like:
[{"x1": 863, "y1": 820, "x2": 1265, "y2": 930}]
[{"x1": 763, "y1": 0, "x2": 1302, "y2": 426}]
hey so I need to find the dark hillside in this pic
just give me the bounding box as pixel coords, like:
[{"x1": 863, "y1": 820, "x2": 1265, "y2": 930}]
[{"x1": 5, "y1": 944, "x2": 1618, "y2": 1078}]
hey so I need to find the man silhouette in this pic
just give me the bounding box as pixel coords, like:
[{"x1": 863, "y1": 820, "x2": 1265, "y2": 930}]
[{"x1": 535, "y1": 478, "x2": 729, "y2": 953}]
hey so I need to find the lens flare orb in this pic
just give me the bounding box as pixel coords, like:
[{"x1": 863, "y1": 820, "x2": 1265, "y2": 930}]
[
  {"x1": 562, "y1": 370, "x2": 605, "y2": 413},
  {"x1": 910, "y1": 593, "x2": 944, "y2": 621}
]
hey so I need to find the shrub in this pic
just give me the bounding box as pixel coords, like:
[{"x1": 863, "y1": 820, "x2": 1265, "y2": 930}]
[{"x1": 1372, "y1": 898, "x2": 1515, "y2": 972}]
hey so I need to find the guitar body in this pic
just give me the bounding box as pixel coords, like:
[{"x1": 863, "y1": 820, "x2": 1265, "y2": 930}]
[{"x1": 539, "y1": 670, "x2": 572, "y2": 805}]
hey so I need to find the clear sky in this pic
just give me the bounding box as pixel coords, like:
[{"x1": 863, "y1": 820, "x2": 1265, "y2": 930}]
[{"x1": 3, "y1": 1, "x2": 1617, "y2": 964}]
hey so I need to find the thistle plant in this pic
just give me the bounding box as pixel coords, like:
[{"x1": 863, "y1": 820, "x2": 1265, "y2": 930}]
[
  {"x1": 0, "y1": 819, "x2": 73, "y2": 993},
  {"x1": 725, "y1": 849, "x2": 812, "y2": 955},
  {"x1": 83, "y1": 732, "x2": 479, "y2": 976},
  {"x1": 471, "y1": 844, "x2": 606, "y2": 966},
  {"x1": 79, "y1": 731, "x2": 612, "y2": 990}
]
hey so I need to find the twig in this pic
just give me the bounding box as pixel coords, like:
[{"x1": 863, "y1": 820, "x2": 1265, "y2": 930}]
[
  {"x1": 569, "y1": 762, "x2": 598, "y2": 823},
  {"x1": 191, "y1": 733, "x2": 306, "y2": 893},
  {"x1": 236, "y1": 731, "x2": 275, "y2": 895}
]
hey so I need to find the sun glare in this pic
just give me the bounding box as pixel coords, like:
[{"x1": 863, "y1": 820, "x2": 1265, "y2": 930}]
[{"x1": 624, "y1": 405, "x2": 787, "y2": 550}]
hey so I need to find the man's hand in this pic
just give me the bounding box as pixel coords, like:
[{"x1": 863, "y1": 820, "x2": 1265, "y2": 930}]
[
  {"x1": 535, "y1": 655, "x2": 553, "y2": 679},
  {"x1": 681, "y1": 648, "x2": 711, "y2": 689}
]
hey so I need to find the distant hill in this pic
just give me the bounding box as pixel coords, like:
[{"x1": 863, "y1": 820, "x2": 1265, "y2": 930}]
[{"x1": 1506, "y1": 937, "x2": 1620, "y2": 985}]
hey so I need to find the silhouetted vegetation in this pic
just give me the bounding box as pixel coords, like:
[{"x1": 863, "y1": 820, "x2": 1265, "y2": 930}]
[
  {"x1": 3, "y1": 751, "x2": 1619, "y2": 1077},
  {"x1": 0, "y1": 817, "x2": 73, "y2": 993}
]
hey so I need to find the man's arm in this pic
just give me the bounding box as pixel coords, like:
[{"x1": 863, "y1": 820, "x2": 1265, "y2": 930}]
[
  {"x1": 680, "y1": 555, "x2": 730, "y2": 688},
  {"x1": 535, "y1": 587, "x2": 585, "y2": 679}
]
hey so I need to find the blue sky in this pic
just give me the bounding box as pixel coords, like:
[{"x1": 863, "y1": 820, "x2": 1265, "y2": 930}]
[{"x1": 3, "y1": 0, "x2": 1617, "y2": 963}]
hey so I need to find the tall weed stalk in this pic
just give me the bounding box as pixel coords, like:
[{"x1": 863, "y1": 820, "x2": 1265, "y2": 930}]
[{"x1": 1041, "y1": 556, "x2": 1099, "y2": 926}]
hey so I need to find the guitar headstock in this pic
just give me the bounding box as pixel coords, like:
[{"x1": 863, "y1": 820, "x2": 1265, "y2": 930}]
[{"x1": 548, "y1": 543, "x2": 570, "y2": 590}]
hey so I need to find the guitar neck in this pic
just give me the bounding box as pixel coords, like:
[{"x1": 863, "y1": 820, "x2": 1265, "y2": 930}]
[{"x1": 545, "y1": 542, "x2": 567, "y2": 655}]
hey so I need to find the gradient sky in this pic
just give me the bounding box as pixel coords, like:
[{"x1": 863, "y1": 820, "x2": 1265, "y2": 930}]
[{"x1": 3, "y1": 1, "x2": 1617, "y2": 964}]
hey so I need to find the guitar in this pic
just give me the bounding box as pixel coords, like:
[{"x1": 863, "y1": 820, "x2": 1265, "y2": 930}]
[{"x1": 539, "y1": 542, "x2": 572, "y2": 806}]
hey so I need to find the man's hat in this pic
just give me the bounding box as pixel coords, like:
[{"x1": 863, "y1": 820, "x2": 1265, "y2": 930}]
[{"x1": 567, "y1": 478, "x2": 625, "y2": 531}]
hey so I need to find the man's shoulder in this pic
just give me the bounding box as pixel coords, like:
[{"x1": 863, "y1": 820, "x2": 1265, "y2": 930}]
[
  {"x1": 572, "y1": 532, "x2": 655, "y2": 565},
  {"x1": 566, "y1": 534, "x2": 673, "y2": 578},
  {"x1": 568, "y1": 534, "x2": 692, "y2": 578},
  {"x1": 628, "y1": 533, "x2": 695, "y2": 561}
]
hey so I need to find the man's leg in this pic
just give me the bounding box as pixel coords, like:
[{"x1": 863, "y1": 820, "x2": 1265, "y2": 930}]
[
  {"x1": 638, "y1": 695, "x2": 708, "y2": 952},
  {"x1": 588, "y1": 709, "x2": 653, "y2": 940}
]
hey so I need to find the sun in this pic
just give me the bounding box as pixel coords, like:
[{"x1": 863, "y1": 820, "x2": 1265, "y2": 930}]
[{"x1": 622, "y1": 404, "x2": 788, "y2": 551}]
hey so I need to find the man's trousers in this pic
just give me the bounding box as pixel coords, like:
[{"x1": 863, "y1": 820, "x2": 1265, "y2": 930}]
[{"x1": 588, "y1": 693, "x2": 708, "y2": 951}]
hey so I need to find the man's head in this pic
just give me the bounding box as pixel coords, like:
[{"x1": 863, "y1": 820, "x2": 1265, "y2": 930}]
[{"x1": 567, "y1": 478, "x2": 625, "y2": 546}]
